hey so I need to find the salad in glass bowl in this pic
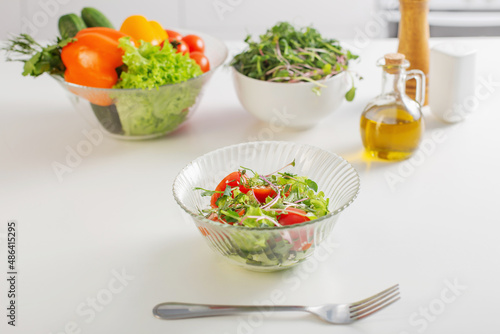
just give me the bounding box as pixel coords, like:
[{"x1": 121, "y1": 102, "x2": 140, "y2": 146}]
[
  {"x1": 3, "y1": 8, "x2": 227, "y2": 139},
  {"x1": 195, "y1": 160, "x2": 330, "y2": 229},
  {"x1": 173, "y1": 141, "x2": 360, "y2": 272}
]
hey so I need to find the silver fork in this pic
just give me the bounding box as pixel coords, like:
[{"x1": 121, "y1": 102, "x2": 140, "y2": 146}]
[{"x1": 153, "y1": 284, "x2": 400, "y2": 324}]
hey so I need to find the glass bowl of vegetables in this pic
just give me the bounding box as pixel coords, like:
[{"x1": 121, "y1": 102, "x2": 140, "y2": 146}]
[
  {"x1": 55, "y1": 29, "x2": 228, "y2": 140},
  {"x1": 173, "y1": 141, "x2": 360, "y2": 272},
  {"x1": 5, "y1": 8, "x2": 227, "y2": 140},
  {"x1": 231, "y1": 22, "x2": 359, "y2": 129}
]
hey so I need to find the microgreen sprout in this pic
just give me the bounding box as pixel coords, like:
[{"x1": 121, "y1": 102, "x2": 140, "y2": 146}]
[
  {"x1": 261, "y1": 188, "x2": 281, "y2": 210},
  {"x1": 231, "y1": 22, "x2": 360, "y2": 100},
  {"x1": 264, "y1": 159, "x2": 296, "y2": 177}
]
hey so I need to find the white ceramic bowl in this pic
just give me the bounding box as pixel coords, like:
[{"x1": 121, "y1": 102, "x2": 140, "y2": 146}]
[{"x1": 232, "y1": 69, "x2": 350, "y2": 129}]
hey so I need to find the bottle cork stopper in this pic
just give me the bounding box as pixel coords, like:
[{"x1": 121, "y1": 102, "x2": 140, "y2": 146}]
[
  {"x1": 385, "y1": 53, "x2": 405, "y2": 65},
  {"x1": 384, "y1": 53, "x2": 405, "y2": 73}
]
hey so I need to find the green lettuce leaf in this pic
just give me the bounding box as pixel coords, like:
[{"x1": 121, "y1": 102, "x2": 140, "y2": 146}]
[
  {"x1": 111, "y1": 37, "x2": 203, "y2": 136},
  {"x1": 115, "y1": 37, "x2": 202, "y2": 89}
]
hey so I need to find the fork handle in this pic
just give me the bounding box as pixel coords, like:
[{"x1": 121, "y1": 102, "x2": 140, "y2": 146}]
[{"x1": 153, "y1": 302, "x2": 306, "y2": 320}]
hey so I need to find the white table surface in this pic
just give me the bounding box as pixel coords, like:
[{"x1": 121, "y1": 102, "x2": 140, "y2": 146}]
[{"x1": 1, "y1": 38, "x2": 499, "y2": 334}]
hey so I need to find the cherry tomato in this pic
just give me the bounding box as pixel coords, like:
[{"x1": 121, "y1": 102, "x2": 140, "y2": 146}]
[
  {"x1": 182, "y1": 34, "x2": 205, "y2": 53},
  {"x1": 278, "y1": 208, "x2": 312, "y2": 251},
  {"x1": 165, "y1": 29, "x2": 182, "y2": 41},
  {"x1": 252, "y1": 187, "x2": 277, "y2": 203},
  {"x1": 171, "y1": 40, "x2": 189, "y2": 55},
  {"x1": 210, "y1": 172, "x2": 250, "y2": 208},
  {"x1": 189, "y1": 51, "x2": 210, "y2": 73},
  {"x1": 278, "y1": 208, "x2": 310, "y2": 226}
]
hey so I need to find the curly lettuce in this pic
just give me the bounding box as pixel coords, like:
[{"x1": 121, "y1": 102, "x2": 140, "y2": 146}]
[
  {"x1": 110, "y1": 37, "x2": 203, "y2": 136},
  {"x1": 115, "y1": 37, "x2": 202, "y2": 89}
]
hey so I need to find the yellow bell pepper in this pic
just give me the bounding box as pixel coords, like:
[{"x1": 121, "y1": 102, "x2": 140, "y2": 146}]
[{"x1": 119, "y1": 15, "x2": 167, "y2": 46}]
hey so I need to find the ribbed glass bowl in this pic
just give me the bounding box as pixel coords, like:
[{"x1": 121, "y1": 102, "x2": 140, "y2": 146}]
[
  {"x1": 54, "y1": 29, "x2": 228, "y2": 140},
  {"x1": 173, "y1": 141, "x2": 360, "y2": 272}
]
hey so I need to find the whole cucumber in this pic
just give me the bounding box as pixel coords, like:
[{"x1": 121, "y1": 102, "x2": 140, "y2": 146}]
[
  {"x1": 90, "y1": 103, "x2": 123, "y2": 135},
  {"x1": 58, "y1": 14, "x2": 86, "y2": 39},
  {"x1": 81, "y1": 7, "x2": 114, "y2": 29}
]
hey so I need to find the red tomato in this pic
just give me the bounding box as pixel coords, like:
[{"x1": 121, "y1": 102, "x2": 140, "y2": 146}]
[
  {"x1": 278, "y1": 208, "x2": 310, "y2": 226},
  {"x1": 278, "y1": 208, "x2": 312, "y2": 251},
  {"x1": 210, "y1": 172, "x2": 250, "y2": 208},
  {"x1": 172, "y1": 40, "x2": 189, "y2": 55},
  {"x1": 252, "y1": 187, "x2": 277, "y2": 203},
  {"x1": 165, "y1": 29, "x2": 182, "y2": 41},
  {"x1": 182, "y1": 34, "x2": 205, "y2": 53},
  {"x1": 189, "y1": 51, "x2": 210, "y2": 73}
]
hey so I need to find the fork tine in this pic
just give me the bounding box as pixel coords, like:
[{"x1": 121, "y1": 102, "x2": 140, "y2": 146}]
[
  {"x1": 349, "y1": 284, "x2": 399, "y2": 308},
  {"x1": 350, "y1": 285, "x2": 399, "y2": 312},
  {"x1": 350, "y1": 289, "x2": 399, "y2": 315},
  {"x1": 350, "y1": 291, "x2": 400, "y2": 320}
]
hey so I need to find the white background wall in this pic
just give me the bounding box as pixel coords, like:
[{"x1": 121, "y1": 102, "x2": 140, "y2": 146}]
[{"x1": 0, "y1": 0, "x2": 382, "y2": 41}]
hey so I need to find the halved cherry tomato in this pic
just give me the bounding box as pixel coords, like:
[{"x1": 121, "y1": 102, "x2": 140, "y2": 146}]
[
  {"x1": 278, "y1": 208, "x2": 312, "y2": 251},
  {"x1": 189, "y1": 51, "x2": 210, "y2": 73},
  {"x1": 210, "y1": 172, "x2": 250, "y2": 208},
  {"x1": 252, "y1": 187, "x2": 277, "y2": 203},
  {"x1": 165, "y1": 29, "x2": 182, "y2": 41},
  {"x1": 182, "y1": 34, "x2": 205, "y2": 53},
  {"x1": 278, "y1": 208, "x2": 310, "y2": 226}
]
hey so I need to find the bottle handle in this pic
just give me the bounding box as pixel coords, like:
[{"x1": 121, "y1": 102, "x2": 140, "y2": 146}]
[{"x1": 406, "y1": 69, "x2": 426, "y2": 106}]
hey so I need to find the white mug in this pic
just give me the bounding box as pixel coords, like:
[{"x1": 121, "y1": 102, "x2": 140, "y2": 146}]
[{"x1": 429, "y1": 43, "x2": 477, "y2": 123}]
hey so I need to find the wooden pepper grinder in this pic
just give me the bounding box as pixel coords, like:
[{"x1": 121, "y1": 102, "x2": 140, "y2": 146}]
[{"x1": 397, "y1": 0, "x2": 430, "y2": 105}]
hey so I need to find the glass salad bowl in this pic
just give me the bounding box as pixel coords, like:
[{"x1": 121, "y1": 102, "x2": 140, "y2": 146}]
[
  {"x1": 173, "y1": 141, "x2": 360, "y2": 272},
  {"x1": 54, "y1": 29, "x2": 228, "y2": 140}
]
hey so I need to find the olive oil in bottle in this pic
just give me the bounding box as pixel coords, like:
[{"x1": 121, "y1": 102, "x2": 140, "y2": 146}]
[{"x1": 360, "y1": 53, "x2": 425, "y2": 161}]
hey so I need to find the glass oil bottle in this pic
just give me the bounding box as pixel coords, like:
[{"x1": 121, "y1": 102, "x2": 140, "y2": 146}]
[{"x1": 360, "y1": 53, "x2": 426, "y2": 161}]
